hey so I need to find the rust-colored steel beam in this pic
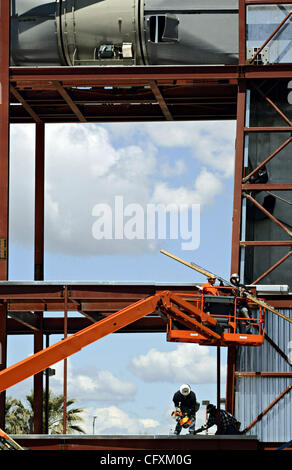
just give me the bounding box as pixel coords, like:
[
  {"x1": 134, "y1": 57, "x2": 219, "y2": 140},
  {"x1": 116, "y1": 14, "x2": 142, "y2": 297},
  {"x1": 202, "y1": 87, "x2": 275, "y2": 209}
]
[
  {"x1": 217, "y1": 347, "x2": 221, "y2": 434},
  {"x1": 252, "y1": 83, "x2": 292, "y2": 127},
  {"x1": 33, "y1": 314, "x2": 43, "y2": 434},
  {"x1": 0, "y1": 282, "x2": 290, "y2": 312},
  {"x1": 244, "y1": 127, "x2": 292, "y2": 133},
  {"x1": 240, "y1": 241, "x2": 292, "y2": 246},
  {"x1": 33, "y1": 122, "x2": 45, "y2": 434},
  {"x1": 246, "y1": 0, "x2": 292, "y2": 3},
  {"x1": 10, "y1": 65, "x2": 292, "y2": 124},
  {"x1": 264, "y1": 333, "x2": 292, "y2": 366},
  {"x1": 242, "y1": 184, "x2": 292, "y2": 191},
  {"x1": 239, "y1": 0, "x2": 247, "y2": 66},
  {"x1": 0, "y1": 305, "x2": 7, "y2": 429},
  {"x1": 231, "y1": 81, "x2": 246, "y2": 275},
  {"x1": 0, "y1": 283, "x2": 197, "y2": 300},
  {"x1": 245, "y1": 64, "x2": 292, "y2": 79},
  {"x1": 11, "y1": 435, "x2": 261, "y2": 451},
  {"x1": 10, "y1": 66, "x2": 240, "y2": 83},
  {"x1": 52, "y1": 80, "x2": 87, "y2": 122},
  {"x1": 236, "y1": 372, "x2": 292, "y2": 378},
  {"x1": 150, "y1": 80, "x2": 173, "y2": 121},
  {"x1": 7, "y1": 316, "x2": 167, "y2": 335},
  {"x1": 34, "y1": 123, "x2": 45, "y2": 282},
  {"x1": 266, "y1": 299, "x2": 292, "y2": 308},
  {"x1": 243, "y1": 383, "x2": 292, "y2": 434},
  {"x1": 249, "y1": 9, "x2": 292, "y2": 64},
  {"x1": 226, "y1": 347, "x2": 236, "y2": 414},
  {"x1": 252, "y1": 250, "x2": 292, "y2": 285},
  {"x1": 9, "y1": 64, "x2": 292, "y2": 86},
  {"x1": 228, "y1": 77, "x2": 247, "y2": 415},
  {"x1": 63, "y1": 286, "x2": 68, "y2": 435},
  {"x1": 243, "y1": 192, "x2": 292, "y2": 237},
  {"x1": 242, "y1": 136, "x2": 292, "y2": 183},
  {"x1": 8, "y1": 312, "x2": 40, "y2": 331},
  {"x1": 0, "y1": 0, "x2": 10, "y2": 429},
  {"x1": 0, "y1": 1, "x2": 10, "y2": 281},
  {"x1": 10, "y1": 85, "x2": 42, "y2": 123}
]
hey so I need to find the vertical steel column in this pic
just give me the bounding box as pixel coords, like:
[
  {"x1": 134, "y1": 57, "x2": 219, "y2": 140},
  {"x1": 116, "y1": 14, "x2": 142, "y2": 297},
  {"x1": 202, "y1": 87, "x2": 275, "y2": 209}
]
[
  {"x1": 0, "y1": 304, "x2": 7, "y2": 429},
  {"x1": 227, "y1": 69, "x2": 247, "y2": 412},
  {"x1": 44, "y1": 334, "x2": 50, "y2": 434},
  {"x1": 225, "y1": 347, "x2": 236, "y2": 414},
  {"x1": 34, "y1": 123, "x2": 45, "y2": 282},
  {"x1": 0, "y1": 0, "x2": 10, "y2": 428},
  {"x1": 33, "y1": 123, "x2": 45, "y2": 433},
  {"x1": 63, "y1": 286, "x2": 68, "y2": 434},
  {"x1": 217, "y1": 347, "x2": 221, "y2": 434},
  {"x1": 33, "y1": 316, "x2": 43, "y2": 433},
  {"x1": 231, "y1": 84, "x2": 247, "y2": 275}
]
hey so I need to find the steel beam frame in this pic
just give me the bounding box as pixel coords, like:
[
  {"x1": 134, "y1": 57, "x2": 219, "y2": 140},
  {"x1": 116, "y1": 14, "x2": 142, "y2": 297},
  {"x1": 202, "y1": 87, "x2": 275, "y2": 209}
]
[
  {"x1": 0, "y1": 0, "x2": 10, "y2": 430},
  {"x1": 227, "y1": 1, "x2": 292, "y2": 433},
  {"x1": 33, "y1": 122, "x2": 45, "y2": 433},
  {"x1": 0, "y1": 0, "x2": 292, "y2": 445}
]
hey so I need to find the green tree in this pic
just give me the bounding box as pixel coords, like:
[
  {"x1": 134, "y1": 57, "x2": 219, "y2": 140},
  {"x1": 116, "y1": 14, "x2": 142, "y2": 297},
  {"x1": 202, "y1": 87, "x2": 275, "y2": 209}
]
[
  {"x1": 5, "y1": 391, "x2": 85, "y2": 435},
  {"x1": 5, "y1": 397, "x2": 31, "y2": 434}
]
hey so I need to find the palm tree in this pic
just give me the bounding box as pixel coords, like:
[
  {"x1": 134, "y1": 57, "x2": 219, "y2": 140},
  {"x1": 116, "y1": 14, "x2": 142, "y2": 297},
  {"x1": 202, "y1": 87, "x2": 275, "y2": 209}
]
[
  {"x1": 5, "y1": 397, "x2": 31, "y2": 434},
  {"x1": 5, "y1": 391, "x2": 85, "y2": 435}
]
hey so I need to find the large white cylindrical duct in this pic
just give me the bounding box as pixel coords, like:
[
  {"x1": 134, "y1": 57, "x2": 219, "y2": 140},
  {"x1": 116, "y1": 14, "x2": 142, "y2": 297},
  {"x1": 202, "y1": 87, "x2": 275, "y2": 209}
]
[{"x1": 10, "y1": 0, "x2": 239, "y2": 66}]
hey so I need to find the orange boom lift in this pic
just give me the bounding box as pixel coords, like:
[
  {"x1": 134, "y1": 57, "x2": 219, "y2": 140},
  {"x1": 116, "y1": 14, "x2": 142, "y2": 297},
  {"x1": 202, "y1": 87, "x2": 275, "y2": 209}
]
[
  {"x1": 1, "y1": 250, "x2": 292, "y2": 450},
  {"x1": 0, "y1": 251, "x2": 291, "y2": 396}
]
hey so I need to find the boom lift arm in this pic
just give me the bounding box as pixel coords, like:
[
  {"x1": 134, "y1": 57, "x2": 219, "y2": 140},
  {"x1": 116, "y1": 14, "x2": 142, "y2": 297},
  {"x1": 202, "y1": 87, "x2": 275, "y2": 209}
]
[
  {"x1": 0, "y1": 287, "x2": 265, "y2": 394},
  {"x1": 0, "y1": 294, "x2": 161, "y2": 393},
  {"x1": 0, "y1": 428, "x2": 24, "y2": 450}
]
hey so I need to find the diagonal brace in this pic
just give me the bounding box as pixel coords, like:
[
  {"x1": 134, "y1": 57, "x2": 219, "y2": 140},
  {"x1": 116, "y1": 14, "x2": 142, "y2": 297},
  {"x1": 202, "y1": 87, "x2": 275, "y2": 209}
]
[{"x1": 243, "y1": 192, "x2": 292, "y2": 238}]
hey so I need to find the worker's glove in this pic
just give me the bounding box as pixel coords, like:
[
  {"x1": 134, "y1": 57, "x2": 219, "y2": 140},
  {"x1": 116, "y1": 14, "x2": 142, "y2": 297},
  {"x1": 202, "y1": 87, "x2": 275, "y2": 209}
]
[{"x1": 171, "y1": 409, "x2": 181, "y2": 421}]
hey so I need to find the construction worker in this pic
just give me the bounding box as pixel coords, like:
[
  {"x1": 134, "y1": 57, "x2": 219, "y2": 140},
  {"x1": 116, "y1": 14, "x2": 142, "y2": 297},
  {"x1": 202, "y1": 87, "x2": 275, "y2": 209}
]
[
  {"x1": 201, "y1": 277, "x2": 220, "y2": 296},
  {"x1": 230, "y1": 273, "x2": 240, "y2": 287},
  {"x1": 230, "y1": 273, "x2": 253, "y2": 333},
  {"x1": 193, "y1": 404, "x2": 241, "y2": 436},
  {"x1": 230, "y1": 273, "x2": 250, "y2": 295},
  {"x1": 172, "y1": 384, "x2": 198, "y2": 435}
]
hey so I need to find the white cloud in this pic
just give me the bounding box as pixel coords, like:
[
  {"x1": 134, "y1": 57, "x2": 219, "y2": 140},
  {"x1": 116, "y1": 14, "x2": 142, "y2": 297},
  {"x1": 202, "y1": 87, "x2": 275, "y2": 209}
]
[
  {"x1": 10, "y1": 123, "x2": 159, "y2": 255},
  {"x1": 107, "y1": 121, "x2": 236, "y2": 178},
  {"x1": 80, "y1": 402, "x2": 215, "y2": 436},
  {"x1": 129, "y1": 344, "x2": 226, "y2": 384},
  {"x1": 10, "y1": 121, "x2": 234, "y2": 256},
  {"x1": 81, "y1": 406, "x2": 160, "y2": 435},
  {"x1": 151, "y1": 168, "x2": 223, "y2": 208},
  {"x1": 51, "y1": 361, "x2": 137, "y2": 403},
  {"x1": 160, "y1": 159, "x2": 187, "y2": 178}
]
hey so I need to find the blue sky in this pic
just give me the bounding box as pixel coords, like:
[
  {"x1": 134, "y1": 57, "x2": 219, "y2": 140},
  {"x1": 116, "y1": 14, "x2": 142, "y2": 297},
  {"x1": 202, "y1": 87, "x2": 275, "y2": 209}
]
[{"x1": 6, "y1": 120, "x2": 236, "y2": 434}]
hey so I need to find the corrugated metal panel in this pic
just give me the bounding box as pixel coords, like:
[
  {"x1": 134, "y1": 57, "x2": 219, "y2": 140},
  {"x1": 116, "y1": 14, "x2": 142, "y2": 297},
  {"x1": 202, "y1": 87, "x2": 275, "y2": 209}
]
[
  {"x1": 247, "y1": 4, "x2": 292, "y2": 64},
  {"x1": 235, "y1": 309, "x2": 292, "y2": 442}
]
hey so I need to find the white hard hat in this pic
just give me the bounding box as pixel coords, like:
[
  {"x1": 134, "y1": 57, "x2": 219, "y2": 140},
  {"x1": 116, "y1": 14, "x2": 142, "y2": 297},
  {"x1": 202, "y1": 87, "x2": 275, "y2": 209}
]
[
  {"x1": 230, "y1": 273, "x2": 240, "y2": 282},
  {"x1": 180, "y1": 384, "x2": 191, "y2": 396}
]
